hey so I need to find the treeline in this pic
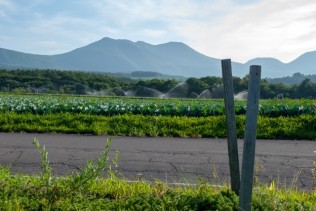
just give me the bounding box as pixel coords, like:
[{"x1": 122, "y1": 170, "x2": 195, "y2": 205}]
[
  {"x1": 136, "y1": 76, "x2": 316, "y2": 99},
  {"x1": 0, "y1": 69, "x2": 133, "y2": 95},
  {"x1": 1, "y1": 69, "x2": 316, "y2": 99},
  {"x1": 266, "y1": 72, "x2": 316, "y2": 84}
]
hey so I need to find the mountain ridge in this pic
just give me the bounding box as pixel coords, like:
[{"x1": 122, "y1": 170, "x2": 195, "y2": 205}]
[{"x1": 0, "y1": 37, "x2": 315, "y2": 78}]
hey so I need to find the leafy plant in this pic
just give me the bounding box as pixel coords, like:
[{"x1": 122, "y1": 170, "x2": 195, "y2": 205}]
[
  {"x1": 70, "y1": 137, "x2": 119, "y2": 190},
  {"x1": 32, "y1": 138, "x2": 55, "y2": 208},
  {"x1": 0, "y1": 94, "x2": 315, "y2": 117},
  {"x1": 33, "y1": 138, "x2": 52, "y2": 186}
]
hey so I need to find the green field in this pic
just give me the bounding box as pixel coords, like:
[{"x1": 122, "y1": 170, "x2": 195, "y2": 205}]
[
  {"x1": 0, "y1": 94, "x2": 315, "y2": 117},
  {"x1": 0, "y1": 94, "x2": 315, "y2": 139}
]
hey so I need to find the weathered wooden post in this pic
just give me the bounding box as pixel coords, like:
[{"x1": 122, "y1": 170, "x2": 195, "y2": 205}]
[
  {"x1": 221, "y1": 59, "x2": 240, "y2": 195},
  {"x1": 239, "y1": 65, "x2": 261, "y2": 211}
]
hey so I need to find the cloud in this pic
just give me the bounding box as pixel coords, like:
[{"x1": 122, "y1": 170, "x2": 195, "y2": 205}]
[
  {"x1": 1, "y1": 0, "x2": 316, "y2": 63},
  {"x1": 0, "y1": 0, "x2": 15, "y2": 8},
  {"x1": 0, "y1": 0, "x2": 16, "y2": 18},
  {"x1": 174, "y1": 0, "x2": 316, "y2": 62},
  {"x1": 24, "y1": 14, "x2": 99, "y2": 54},
  {"x1": 0, "y1": 0, "x2": 251, "y2": 54},
  {"x1": 0, "y1": 0, "x2": 106, "y2": 54},
  {"x1": 77, "y1": 0, "x2": 236, "y2": 45}
]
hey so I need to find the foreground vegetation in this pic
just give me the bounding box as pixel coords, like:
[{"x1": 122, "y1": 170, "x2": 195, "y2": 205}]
[
  {"x1": 2, "y1": 168, "x2": 316, "y2": 210},
  {"x1": 1, "y1": 139, "x2": 315, "y2": 210}
]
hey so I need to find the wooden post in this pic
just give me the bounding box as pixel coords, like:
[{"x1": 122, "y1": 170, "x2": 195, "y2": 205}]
[
  {"x1": 239, "y1": 65, "x2": 261, "y2": 211},
  {"x1": 221, "y1": 59, "x2": 240, "y2": 195}
]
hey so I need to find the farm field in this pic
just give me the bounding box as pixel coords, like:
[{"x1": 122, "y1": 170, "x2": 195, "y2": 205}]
[
  {"x1": 0, "y1": 94, "x2": 315, "y2": 139},
  {"x1": 0, "y1": 94, "x2": 315, "y2": 117}
]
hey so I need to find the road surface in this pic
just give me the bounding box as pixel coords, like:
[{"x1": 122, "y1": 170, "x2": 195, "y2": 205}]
[{"x1": 0, "y1": 132, "x2": 315, "y2": 190}]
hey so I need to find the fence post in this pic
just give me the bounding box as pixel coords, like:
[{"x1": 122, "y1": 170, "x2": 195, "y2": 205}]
[
  {"x1": 239, "y1": 65, "x2": 261, "y2": 211},
  {"x1": 221, "y1": 59, "x2": 240, "y2": 195}
]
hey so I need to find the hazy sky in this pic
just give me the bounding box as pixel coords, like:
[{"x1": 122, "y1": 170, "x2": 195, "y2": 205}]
[{"x1": 1, "y1": 0, "x2": 315, "y2": 63}]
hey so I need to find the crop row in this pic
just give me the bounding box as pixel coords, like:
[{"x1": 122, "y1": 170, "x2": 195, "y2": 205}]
[
  {"x1": 1, "y1": 112, "x2": 316, "y2": 140},
  {"x1": 0, "y1": 95, "x2": 315, "y2": 117}
]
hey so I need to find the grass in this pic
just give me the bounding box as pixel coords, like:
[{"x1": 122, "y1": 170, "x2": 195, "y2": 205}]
[
  {"x1": 0, "y1": 138, "x2": 316, "y2": 210},
  {"x1": 312, "y1": 151, "x2": 316, "y2": 187},
  {"x1": 0, "y1": 112, "x2": 316, "y2": 139}
]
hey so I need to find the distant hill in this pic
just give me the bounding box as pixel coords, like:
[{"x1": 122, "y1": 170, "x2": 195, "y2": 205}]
[
  {"x1": 0, "y1": 37, "x2": 315, "y2": 78},
  {"x1": 0, "y1": 38, "x2": 227, "y2": 77},
  {"x1": 244, "y1": 52, "x2": 316, "y2": 78},
  {"x1": 245, "y1": 58, "x2": 285, "y2": 77},
  {"x1": 266, "y1": 72, "x2": 316, "y2": 84}
]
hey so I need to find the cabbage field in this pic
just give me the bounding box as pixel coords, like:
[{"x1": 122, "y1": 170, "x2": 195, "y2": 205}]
[
  {"x1": 0, "y1": 94, "x2": 315, "y2": 139},
  {"x1": 0, "y1": 94, "x2": 315, "y2": 117}
]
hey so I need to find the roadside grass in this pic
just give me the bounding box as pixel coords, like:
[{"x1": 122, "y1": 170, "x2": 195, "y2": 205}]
[
  {"x1": 0, "y1": 112, "x2": 316, "y2": 140},
  {"x1": 312, "y1": 151, "x2": 316, "y2": 187},
  {"x1": 0, "y1": 139, "x2": 315, "y2": 210}
]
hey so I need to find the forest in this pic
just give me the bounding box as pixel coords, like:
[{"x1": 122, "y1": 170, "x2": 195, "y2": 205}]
[{"x1": 0, "y1": 69, "x2": 316, "y2": 99}]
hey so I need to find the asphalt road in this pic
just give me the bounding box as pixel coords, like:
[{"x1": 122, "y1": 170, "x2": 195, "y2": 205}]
[{"x1": 0, "y1": 132, "x2": 315, "y2": 190}]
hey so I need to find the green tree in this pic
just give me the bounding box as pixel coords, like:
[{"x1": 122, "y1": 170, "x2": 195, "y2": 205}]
[{"x1": 186, "y1": 77, "x2": 208, "y2": 95}]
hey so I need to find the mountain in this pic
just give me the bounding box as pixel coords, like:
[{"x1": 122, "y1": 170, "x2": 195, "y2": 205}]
[
  {"x1": 244, "y1": 58, "x2": 285, "y2": 77},
  {"x1": 287, "y1": 51, "x2": 316, "y2": 74},
  {"x1": 240, "y1": 52, "x2": 316, "y2": 78},
  {"x1": 51, "y1": 38, "x2": 225, "y2": 77},
  {"x1": 0, "y1": 37, "x2": 315, "y2": 78},
  {"x1": 0, "y1": 37, "x2": 228, "y2": 77}
]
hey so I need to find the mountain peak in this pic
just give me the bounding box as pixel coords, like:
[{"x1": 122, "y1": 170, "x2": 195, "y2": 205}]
[
  {"x1": 245, "y1": 57, "x2": 284, "y2": 65},
  {"x1": 0, "y1": 37, "x2": 315, "y2": 78},
  {"x1": 291, "y1": 50, "x2": 316, "y2": 62},
  {"x1": 157, "y1": 41, "x2": 188, "y2": 47},
  {"x1": 97, "y1": 37, "x2": 133, "y2": 44}
]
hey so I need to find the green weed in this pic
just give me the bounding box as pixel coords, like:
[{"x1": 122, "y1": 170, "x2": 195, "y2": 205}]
[
  {"x1": 32, "y1": 138, "x2": 52, "y2": 186},
  {"x1": 312, "y1": 151, "x2": 316, "y2": 188},
  {"x1": 69, "y1": 137, "x2": 119, "y2": 190}
]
